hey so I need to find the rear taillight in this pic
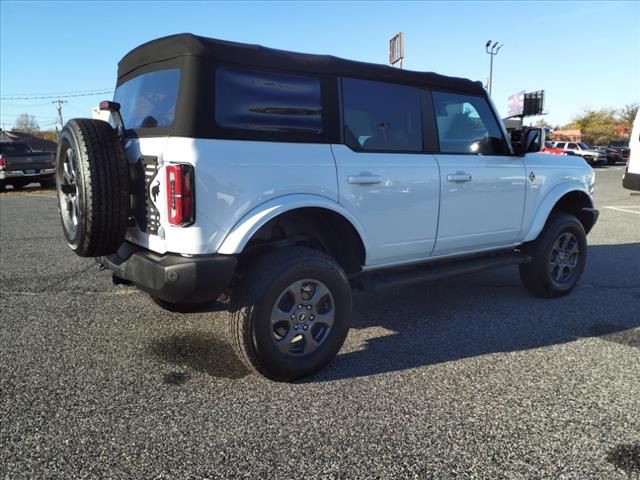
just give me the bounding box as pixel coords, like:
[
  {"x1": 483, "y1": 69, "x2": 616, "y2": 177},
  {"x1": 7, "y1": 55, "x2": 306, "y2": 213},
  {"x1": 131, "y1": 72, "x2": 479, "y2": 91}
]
[
  {"x1": 166, "y1": 164, "x2": 195, "y2": 227},
  {"x1": 0, "y1": 154, "x2": 5, "y2": 170}
]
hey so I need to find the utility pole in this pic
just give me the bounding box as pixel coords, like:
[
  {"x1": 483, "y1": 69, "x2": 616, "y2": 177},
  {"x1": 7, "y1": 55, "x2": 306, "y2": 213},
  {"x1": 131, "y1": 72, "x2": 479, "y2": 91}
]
[
  {"x1": 485, "y1": 40, "x2": 503, "y2": 96},
  {"x1": 53, "y1": 98, "x2": 68, "y2": 131}
]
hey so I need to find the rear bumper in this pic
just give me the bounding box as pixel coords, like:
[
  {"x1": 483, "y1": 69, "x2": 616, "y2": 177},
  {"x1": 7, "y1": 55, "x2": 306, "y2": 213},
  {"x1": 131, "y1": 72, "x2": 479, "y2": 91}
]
[
  {"x1": 98, "y1": 242, "x2": 237, "y2": 304},
  {"x1": 623, "y1": 171, "x2": 640, "y2": 191},
  {"x1": 0, "y1": 168, "x2": 55, "y2": 179}
]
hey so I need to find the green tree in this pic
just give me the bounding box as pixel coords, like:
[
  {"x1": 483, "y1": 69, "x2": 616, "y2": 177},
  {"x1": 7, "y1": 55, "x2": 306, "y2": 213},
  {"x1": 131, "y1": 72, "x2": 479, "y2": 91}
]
[
  {"x1": 617, "y1": 103, "x2": 639, "y2": 132},
  {"x1": 567, "y1": 108, "x2": 617, "y2": 145},
  {"x1": 533, "y1": 118, "x2": 552, "y2": 129}
]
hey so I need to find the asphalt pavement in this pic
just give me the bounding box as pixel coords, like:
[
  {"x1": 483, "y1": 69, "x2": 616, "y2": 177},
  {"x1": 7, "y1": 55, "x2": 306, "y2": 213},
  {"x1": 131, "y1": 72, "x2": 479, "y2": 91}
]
[{"x1": 1, "y1": 165, "x2": 639, "y2": 479}]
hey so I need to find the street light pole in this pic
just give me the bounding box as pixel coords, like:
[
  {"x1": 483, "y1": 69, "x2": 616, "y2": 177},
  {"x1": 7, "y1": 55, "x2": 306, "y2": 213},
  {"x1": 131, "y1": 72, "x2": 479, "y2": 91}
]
[{"x1": 485, "y1": 40, "x2": 503, "y2": 96}]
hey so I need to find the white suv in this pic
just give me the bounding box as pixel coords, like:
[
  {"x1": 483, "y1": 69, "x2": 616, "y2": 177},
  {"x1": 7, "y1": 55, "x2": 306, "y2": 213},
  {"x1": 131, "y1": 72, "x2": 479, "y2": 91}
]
[
  {"x1": 55, "y1": 34, "x2": 598, "y2": 381},
  {"x1": 554, "y1": 141, "x2": 606, "y2": 166}
]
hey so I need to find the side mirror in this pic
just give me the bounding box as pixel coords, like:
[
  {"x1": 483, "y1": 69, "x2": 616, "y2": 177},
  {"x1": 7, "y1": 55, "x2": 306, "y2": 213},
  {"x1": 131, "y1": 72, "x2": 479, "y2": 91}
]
[{"x1": 521, "y1": 127, "x2": 544, "y2": 155}]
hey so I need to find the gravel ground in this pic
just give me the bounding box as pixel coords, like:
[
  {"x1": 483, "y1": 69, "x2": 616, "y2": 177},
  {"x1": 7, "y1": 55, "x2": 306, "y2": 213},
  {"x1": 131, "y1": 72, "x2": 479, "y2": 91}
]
[{"x1": 1, "y1": 165, "x2": 639, "y2": 479}]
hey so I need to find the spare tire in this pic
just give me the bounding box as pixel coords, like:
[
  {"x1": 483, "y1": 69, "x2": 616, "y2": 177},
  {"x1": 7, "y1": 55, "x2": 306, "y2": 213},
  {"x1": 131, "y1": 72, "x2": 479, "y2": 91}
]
[{"x1": 56, "y1": 119, "x2": 130, "y2": 257}]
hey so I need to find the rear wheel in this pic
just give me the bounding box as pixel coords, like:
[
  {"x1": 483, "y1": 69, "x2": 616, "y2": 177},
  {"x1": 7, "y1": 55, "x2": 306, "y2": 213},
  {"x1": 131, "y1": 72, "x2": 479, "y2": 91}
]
[
  {"x1": 56, "y1": 119, "x2": 130, "y2": 257},
  {"x1": 227, "y1": 246, "x2": 351, "y2": 381},
  {"x1": 520, "y1": 213, "x2": 587, "y2": 298}
]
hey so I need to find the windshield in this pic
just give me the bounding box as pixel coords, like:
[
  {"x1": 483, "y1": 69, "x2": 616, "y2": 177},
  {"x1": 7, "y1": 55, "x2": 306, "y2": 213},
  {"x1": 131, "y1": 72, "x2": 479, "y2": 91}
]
[
  {"x1": 114, "y1": 69, "x2": 180, "y2": 129},
  {"x1": 578, "y1": 143, "x2": 591, "y2": 150},
  {"x1": 0, "y1": 143, "x2": 31, "y2": 155}
]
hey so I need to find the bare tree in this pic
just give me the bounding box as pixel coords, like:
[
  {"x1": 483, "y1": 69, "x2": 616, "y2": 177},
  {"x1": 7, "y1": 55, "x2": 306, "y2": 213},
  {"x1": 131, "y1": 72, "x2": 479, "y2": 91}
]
[{"x1": 13, "y1": 113, "x2": 40, "y2": 134}]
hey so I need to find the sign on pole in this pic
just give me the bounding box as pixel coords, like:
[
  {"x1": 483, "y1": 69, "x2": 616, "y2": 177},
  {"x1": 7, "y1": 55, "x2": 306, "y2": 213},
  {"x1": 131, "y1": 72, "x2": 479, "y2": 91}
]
[
  {"x1": 507, "y1": 90, "x2": 545, "y2": 117},
  {"x1": 389, "y1": 32, "x2": 404, "y2": 68},
  {"x1": 523, "y1": 90, "x2": 545, "y2": 117},
  {"x1": 507, "y1": 91, "x2": 525, "y2": 117}
]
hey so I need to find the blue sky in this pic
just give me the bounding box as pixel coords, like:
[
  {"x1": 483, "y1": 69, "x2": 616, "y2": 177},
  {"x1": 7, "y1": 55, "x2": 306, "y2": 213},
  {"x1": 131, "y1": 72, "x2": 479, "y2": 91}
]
[{"x1": 1, "y1": 0, "x2": 638, "y2": 131}]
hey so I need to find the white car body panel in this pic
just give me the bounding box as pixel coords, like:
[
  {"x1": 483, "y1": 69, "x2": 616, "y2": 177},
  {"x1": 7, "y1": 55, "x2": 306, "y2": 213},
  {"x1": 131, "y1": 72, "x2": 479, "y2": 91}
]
[
  {"x1": 123, "y1": 137, "x2": 595, "y2": 267},
  {"x1": 521, "y1": 153, "x2": 594, "y2": 242},
  {"x1": 331, "y1": 144, "x2": 440, "y2": 266},
  {"x1": 432, "y1": 153, "x2": 526, "y2": 256},
  {"x1": 627, "y1": 110, "x2": 640, "y2": 175},
  {"x1": 124, "y1": 138, "x2": 339, "y2": 255},
  {"x1": 217, "y1": 193, "x2": 369, "y2": 256}
]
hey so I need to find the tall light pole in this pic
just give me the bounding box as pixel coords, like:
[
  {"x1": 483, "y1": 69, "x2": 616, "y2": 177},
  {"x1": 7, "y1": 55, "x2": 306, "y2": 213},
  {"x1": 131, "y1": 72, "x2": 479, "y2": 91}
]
[{"x1": 485, "y1": 40, "x2": 503, "y2": 96}]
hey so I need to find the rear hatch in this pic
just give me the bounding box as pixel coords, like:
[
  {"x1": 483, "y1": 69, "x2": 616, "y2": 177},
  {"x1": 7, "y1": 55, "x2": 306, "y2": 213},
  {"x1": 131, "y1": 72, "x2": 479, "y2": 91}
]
[{"x1": 112, "y1": 67, "x2": 182, "y2": 253}]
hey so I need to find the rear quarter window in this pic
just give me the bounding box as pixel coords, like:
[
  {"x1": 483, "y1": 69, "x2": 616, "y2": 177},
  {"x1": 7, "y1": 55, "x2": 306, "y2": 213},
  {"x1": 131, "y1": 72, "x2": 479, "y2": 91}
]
[
  {"x1": 215, "y1": 67, "x2": 323, "y2": 135},
  {"x1": 0, "y1": 143, "x2": 31, "y2": 155},
  {"x1": 114, "y1": 69, "x2": 180, "y2": 129}
]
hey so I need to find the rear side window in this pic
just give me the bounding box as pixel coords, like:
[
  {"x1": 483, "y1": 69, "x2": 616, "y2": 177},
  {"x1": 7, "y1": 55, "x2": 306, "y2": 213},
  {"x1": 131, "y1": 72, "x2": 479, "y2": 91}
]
[
  {"x1": 0, "y1": 143, "x2": 31, "y2": 155},
  {"x1": 215, "y1": 67, "x2": 322, "y2": 134},
  {"x1": 432, "y1": 92, "x2": 509, "y2": 155},
  {"x1": 568, "y1": 143, "x2": 578, "y2": 149},
  {"x1": 342, "y1": 78, "x2": 422, "y2": 152},
  {"x1": 114, "y1": 69, "x2": 180, "y2": 129},
  {"x1": 556, "y1": 142, "x2": 566, "y2": 149}
]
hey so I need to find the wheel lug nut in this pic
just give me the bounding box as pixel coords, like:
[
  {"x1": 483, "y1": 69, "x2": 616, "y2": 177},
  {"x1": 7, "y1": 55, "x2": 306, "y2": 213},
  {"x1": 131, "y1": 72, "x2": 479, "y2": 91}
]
[
  {"x1": 303, "y1": 325, "x2": 308, "y2": 331},
  {"x1": 310, "y1": 315, "x2": 315, "y2": 321},
  {"x1": 298, "y1": 304, "x2": 302, "y2": 308},
  {"x1": 294, "y1": 325, "x2": 298, "y2": 330},
  {"x1": 307, "y1": 305, "x2": 312, "y2": 310}
]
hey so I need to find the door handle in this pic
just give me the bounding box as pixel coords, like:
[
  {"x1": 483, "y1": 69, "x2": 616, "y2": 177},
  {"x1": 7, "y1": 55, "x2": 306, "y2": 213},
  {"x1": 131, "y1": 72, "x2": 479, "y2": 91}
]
[
  {"x1": 348, "y1": 175, "x2": 382, "y2": 185},
  {"x1": 446, "y1": 173, "x2": 473, "y2": 183}
]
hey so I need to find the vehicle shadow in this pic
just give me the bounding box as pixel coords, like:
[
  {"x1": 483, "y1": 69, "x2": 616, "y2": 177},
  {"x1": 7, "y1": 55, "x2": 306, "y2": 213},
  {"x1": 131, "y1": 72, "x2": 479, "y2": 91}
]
[
  {"x1": 0, "y1": 183, "x2": 55, "y2": 193},
  {"x1": 306, "y1": 243, "x2": 640, "y2": 383}
]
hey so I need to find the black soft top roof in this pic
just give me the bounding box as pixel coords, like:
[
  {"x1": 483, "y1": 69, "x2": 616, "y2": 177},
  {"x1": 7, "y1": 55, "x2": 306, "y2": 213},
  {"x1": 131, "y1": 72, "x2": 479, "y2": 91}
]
[{"x1": 118, "y1": 33, "x2": 485, "y2": 96}]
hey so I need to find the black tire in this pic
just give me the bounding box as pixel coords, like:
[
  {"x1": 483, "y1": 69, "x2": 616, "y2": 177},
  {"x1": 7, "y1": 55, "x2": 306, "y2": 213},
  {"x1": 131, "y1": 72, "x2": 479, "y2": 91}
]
[
  {"x1": 0, "y1": 180, "x2": 5, "y2": 192},
  {"x1": 56, "y1": 118, "x2": 130, "y2": 257},
  {"x1": 519, "y1": 213, "x2": 587, "y2": 298},
  {"x1": 227, "y1": 246, "x2": 352, "y2": 381}
]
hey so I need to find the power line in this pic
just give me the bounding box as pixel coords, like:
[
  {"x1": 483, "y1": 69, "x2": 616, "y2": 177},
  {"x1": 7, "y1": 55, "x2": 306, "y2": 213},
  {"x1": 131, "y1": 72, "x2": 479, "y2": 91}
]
[
  {"x1": 1, "y1": 102, "x2": 54, "y2": 108},
  {"x1": 1, "y1": 91, "x2": 113, "y2": 100},
  {"x1": 1, "y1": 88, "x2": 113, "y2": 97},
  {"x1": 0, "y1": 113, "x2": 57, "y2": 119}
]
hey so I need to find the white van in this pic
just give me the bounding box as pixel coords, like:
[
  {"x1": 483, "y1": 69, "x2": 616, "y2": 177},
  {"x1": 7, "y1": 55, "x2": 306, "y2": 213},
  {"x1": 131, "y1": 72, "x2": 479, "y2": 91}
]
[{"x1": 623, "y1": 110, "x2": 640, "y2": 191}]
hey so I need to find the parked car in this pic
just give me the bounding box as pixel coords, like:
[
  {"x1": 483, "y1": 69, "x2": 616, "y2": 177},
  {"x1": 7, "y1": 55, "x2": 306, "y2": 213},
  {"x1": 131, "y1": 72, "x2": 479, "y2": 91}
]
[
  {"x1": 554, "y1": 142, "x2": 607, "y2": 166},
  {"x1": 593, "y1": 146, "x2": 621, "y2": 165},
  {"x1": 55, "y1": 34, "x2": 599, "y2": 381},
  {"x1": 609, "y1": 140, "x2": 630, "y2": 160},
  {"x1": 0, "y1": 142, "x2": 56, "y2": 191},
  {"x1": 542, "y1": 141, "x2": 569, "y2": 155},
  {"x1": 623, "y1": 112, "x2": 640, "y2": 191}
]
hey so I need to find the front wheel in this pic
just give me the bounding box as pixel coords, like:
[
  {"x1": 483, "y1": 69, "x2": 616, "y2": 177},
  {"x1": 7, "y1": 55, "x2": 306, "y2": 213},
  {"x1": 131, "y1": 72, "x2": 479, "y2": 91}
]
[
  {"x1": 520, "y1": 213, "x2": 587, "y2": 298},
  {"x1": 226, "y1": 246, "x2": 352, "y2": 381}
]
